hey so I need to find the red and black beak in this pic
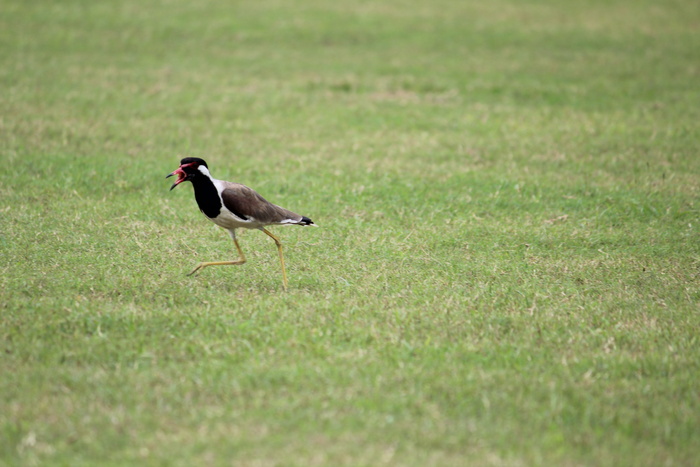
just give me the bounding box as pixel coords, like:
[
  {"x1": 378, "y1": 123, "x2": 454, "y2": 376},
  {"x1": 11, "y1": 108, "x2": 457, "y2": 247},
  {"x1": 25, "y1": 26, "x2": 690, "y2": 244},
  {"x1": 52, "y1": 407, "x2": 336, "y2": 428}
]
[{"x1": 166, "y1": 166, "x2": 187, "y2": 191}]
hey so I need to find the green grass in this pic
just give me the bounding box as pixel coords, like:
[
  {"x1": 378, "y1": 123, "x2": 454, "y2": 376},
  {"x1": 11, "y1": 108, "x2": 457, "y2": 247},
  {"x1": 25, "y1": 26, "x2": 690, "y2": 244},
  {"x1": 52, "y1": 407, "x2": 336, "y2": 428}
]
[{"x1": 1, "y1": 0, "x2": 699, "y2": 465}]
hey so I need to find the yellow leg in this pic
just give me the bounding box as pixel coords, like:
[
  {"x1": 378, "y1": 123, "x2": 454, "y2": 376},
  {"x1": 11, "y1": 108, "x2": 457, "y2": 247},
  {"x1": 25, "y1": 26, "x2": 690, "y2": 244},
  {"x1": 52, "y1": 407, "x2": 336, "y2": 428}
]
[
  {"x1": 261, "y1": 228, "x2": 288, "y2": 291},
  {"x1": 188, "y1": 234, "x2": 246, "y2": 276}
]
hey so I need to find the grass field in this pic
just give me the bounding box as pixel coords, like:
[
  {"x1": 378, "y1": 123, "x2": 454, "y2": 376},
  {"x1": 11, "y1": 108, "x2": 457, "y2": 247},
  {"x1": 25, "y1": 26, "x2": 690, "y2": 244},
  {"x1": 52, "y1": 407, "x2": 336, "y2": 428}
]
[{"x1": 1, "y1": 0, "x2": 699, "y2": 465}]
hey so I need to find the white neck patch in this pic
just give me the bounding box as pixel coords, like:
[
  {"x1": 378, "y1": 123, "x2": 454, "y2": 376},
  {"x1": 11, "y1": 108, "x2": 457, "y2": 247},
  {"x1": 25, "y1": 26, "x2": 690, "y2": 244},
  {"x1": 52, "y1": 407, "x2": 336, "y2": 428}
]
[{"x1": 198, "y1": 165, "x2": 211, "y2": 177}]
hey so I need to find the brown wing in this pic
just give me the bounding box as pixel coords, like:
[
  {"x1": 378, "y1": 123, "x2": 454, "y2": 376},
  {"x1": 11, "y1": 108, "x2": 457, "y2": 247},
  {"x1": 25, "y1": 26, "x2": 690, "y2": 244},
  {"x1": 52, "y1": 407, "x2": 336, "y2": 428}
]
[{"x1": 220, "y1": 183, "x2": 303, "y2": 225}]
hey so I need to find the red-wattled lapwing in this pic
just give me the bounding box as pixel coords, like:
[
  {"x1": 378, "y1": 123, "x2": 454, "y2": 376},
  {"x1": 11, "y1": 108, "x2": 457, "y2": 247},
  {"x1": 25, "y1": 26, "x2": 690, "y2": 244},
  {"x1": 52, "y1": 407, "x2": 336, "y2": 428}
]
[{"x1": 167, "y1": 157, "x2": 315, "y2": 290}]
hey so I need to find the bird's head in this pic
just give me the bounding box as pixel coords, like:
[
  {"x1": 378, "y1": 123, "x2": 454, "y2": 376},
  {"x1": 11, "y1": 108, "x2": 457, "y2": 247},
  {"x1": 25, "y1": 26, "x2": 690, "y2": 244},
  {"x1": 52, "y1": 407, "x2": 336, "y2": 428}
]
[{"x1": 166, "y1": 157, "x2": 209, "y2": 190}]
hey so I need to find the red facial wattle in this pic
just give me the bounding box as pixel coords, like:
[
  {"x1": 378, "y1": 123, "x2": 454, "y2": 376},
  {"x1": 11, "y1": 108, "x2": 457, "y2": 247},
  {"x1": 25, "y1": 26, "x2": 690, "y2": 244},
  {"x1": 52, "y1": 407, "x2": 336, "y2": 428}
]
[
  {"x1": 166, "y1": 167, "x2": 187, "y2": 190},
  {"x1": 166, "y1": 162, "x2": 197, "y2": 190}
]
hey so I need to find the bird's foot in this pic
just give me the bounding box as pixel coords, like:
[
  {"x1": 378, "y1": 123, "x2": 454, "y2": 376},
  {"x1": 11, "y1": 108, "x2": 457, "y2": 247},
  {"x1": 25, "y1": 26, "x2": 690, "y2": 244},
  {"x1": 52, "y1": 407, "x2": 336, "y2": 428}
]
[
  {"x1": 188, "y1": 263, "x2": 206, "y2": 276},
  {"x1": 187, "y1": 259, "x2": 246, "y2": 276}
]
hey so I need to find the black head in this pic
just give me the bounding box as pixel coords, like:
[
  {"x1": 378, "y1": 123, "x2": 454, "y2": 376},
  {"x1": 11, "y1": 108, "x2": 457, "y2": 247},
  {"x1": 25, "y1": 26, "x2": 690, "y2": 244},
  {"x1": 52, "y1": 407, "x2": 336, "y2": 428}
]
[
  {"x1": 166, "y1": 157, "x2": 210, "y2": 190},
  {"x1": 180, "y1": 157, "x2": 208, "y2": 169}
]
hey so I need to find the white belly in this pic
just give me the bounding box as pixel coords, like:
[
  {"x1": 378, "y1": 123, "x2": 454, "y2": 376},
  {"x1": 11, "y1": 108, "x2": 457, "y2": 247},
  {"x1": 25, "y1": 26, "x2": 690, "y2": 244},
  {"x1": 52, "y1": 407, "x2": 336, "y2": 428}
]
[{"x1": 207, "y1": 207, "x2": 261, "y2": 230}]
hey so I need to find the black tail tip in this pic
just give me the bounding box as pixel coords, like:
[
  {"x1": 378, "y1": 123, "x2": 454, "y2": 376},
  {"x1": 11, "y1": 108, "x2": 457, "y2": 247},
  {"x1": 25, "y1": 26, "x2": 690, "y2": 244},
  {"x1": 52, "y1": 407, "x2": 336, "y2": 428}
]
[{"x1": 300, "y1": 216, "x2": 315, "y2": 226}]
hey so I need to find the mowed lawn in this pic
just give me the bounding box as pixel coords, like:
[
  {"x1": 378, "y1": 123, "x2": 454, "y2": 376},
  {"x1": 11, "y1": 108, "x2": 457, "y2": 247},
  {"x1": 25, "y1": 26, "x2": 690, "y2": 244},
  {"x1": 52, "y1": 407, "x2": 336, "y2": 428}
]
[{"x1": 1, "y1": 0, "x2": 699, "y2": 465}]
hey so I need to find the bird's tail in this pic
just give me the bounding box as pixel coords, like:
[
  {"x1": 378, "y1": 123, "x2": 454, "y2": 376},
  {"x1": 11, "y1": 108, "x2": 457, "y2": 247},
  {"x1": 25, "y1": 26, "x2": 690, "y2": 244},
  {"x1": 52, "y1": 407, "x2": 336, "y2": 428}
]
[{"x1": 299, "y1": 216, "x2": 317, "y2": 226}]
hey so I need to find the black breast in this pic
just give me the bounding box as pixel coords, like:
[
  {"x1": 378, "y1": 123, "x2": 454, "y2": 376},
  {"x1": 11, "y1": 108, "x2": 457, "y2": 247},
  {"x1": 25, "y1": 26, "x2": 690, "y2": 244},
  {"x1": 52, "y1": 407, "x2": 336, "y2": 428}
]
[{"x1": 191, "y1": 177, "x2": 222, "y2": 219}]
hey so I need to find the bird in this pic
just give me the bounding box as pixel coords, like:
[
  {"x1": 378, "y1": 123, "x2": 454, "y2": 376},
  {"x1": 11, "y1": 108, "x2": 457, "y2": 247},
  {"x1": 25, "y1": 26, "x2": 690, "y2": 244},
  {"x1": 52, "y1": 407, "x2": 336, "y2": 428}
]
[{"x1": 167, "y1": 157, "x2": 315, "y2": 290}]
